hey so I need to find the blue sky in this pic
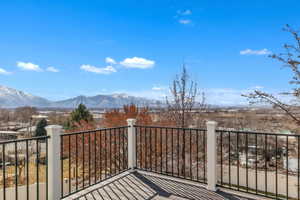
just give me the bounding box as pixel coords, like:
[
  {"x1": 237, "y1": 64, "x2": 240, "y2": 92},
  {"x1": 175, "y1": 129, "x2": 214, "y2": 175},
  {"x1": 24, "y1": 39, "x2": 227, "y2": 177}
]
[{"x1": 0, "y1": 0, "x2": 300, "y2": 105}]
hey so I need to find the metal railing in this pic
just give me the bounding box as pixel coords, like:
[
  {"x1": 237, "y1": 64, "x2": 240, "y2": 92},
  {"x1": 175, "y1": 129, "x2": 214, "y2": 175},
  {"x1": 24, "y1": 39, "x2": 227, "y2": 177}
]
[
  {"x1": 217, "y1": 129, "x2": 300, "y2": 200},
  {"x1": 60, "y1": 126, "x2": 129, "y2": 198},
  {"x1": 0, "y1": 136, "x2": 50, "y2": 200},
  {"x1": 2, "y1": 121, "x2": 300, "y2": 200},
  {"x1": 135, "y1": 125, "x2": 207, "y2": 184}
]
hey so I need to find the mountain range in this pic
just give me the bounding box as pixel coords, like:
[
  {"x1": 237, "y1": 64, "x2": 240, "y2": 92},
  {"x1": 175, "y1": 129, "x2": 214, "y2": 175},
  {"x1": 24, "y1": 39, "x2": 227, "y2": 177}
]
[{"x1": 0, "y1": 85, "x2": 159, "y2": 108}]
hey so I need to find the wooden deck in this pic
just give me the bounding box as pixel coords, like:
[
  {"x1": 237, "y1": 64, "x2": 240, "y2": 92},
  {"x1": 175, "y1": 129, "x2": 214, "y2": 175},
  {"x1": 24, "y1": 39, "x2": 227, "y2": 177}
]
[{"x1": 63, "y1": 171, "x2": 263, "y2": 200}]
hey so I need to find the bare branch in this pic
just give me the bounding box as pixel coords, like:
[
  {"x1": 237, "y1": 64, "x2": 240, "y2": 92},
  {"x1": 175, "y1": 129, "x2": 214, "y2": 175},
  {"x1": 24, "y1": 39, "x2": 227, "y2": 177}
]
[
  {"x1": 166, "y1": 65, "x2": 206, "y2": 128},
  {"x1": 243, "y1": 25, "x2": 300, "y2": 125}
]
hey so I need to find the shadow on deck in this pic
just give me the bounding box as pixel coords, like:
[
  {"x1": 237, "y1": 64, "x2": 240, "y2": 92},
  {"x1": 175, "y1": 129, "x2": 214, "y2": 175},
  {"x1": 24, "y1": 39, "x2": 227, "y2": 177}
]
[{"x1": 63, "y1": 171, "x2": 257, "y2": 200}]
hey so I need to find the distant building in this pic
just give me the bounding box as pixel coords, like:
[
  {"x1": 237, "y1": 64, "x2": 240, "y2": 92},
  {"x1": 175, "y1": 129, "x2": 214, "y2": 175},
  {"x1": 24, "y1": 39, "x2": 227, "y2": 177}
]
[
  {"x1": 32, "y1": 114, "x2": 48, "y2": 119},
  {"x1": 17, "y1": 126, "x2": 37, "y2": 137},
  {"x1": 0, "y1": 130, "x2": 20, "y2": 140}
]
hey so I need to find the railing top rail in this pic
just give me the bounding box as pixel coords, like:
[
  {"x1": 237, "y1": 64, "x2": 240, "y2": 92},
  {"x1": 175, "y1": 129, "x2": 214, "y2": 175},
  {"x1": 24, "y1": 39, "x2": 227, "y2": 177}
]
[
  {"x1": 134, "y1": 125, "x2": 207, "y2": 131},
  {"x1": 61, "y1": 125, "x2": 129, "y2": 136},
  {"x1": 0, "y1": 135, "x2": 50, "y2": 145},
  {"x1": 216, "y1": 129, "x2": 300, "y2": 137}
]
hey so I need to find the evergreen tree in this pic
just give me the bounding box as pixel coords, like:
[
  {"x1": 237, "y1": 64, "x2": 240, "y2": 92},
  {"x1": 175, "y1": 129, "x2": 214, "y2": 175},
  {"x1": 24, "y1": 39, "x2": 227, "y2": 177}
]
[
  {"x1": 35, "y1": 118, "x2": 47, "y2": 137},
  {"x1": 70, "y1": 104, "x2": 93, "y2": 123}
]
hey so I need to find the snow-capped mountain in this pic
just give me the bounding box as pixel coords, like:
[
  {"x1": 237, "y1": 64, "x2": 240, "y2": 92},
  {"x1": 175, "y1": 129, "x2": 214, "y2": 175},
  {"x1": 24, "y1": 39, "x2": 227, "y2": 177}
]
[
  {"x1": 53, "y1": 94, "x2": 158, "y2": 108},
  {"x1": 0, "y1": 85, "x2": 159, "y2": 108},
  {"x1": 0, "y1": 85, "x2": 51, "y2": 107}
]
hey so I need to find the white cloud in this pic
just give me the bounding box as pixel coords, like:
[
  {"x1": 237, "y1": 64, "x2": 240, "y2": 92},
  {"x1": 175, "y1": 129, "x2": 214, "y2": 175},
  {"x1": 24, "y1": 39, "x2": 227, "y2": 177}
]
[
  {"x1": 0, "y1": 68, "x2": 11, "y2": 75},
  {"x1": 80, "y1": 65, "x2": 116, "y2": 74},
  {"x1": 251, "y1": 85, "x2": 264, "y2": 90},
  {"x1": 17, "y1": 62, "x2": 42, "y2": 71},
  {"x1": 177, "y1": 9, "x2": 192, "y2": 15},
  {"x1": 152, "y1": 86, "x2": 166, "y2": 91},
  {"x1": 105, "y1": 57, "x2": 117, "y2": 65},
  {"x1": 240, "y1": 48, "x2": 271, "y2": 55},
  {"x1": 46, "y1": 66, "x2": 59, "y2": 72},
  {"x1": 178, "y1": 19, "x2": 192, "y2": 24},
  {"x1": 120, "y1": 57, "x2": 155, "y2": 69}
]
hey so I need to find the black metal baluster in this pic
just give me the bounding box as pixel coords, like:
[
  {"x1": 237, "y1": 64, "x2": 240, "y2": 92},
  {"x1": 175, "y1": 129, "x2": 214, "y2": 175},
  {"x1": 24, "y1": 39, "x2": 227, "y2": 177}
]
[
  {"x1": 110, "y1": 129, "x2": 112, "y2": 176},
  {"x1": 229, "y1": 132, "x2": 231, "y2": 188},
  {"x1": 296, "y1": 136, "x2": 300, "y2": 200},
  {"x1": 82, "y1": 133, "x2": 85, "y2": 187},
  {"x1": 166, "y1": 128, "x2": 168, "y2": 174},
  {"x1": 160, "y1": 128, "x2": 163, "y2": 173},
  {"x1": 203, "y1": 130, "x2": 206, "y2": 182},
  {"x1": 135, "y1": 127, "x2": 138, "y2": 169},
  {"x1": 275, "y1": 135, "x2": 278, "y2": 199},
  {"x1": 68, "y1": 135, "x2": 71, "y2": 194},
  {"x1": 61, "y1": 136, "x2": 64, "y2": 196},
  {"x1": 237, "y1": 133, "x2": 239, "y2": 191},
  {"x1": 246, "y1": 133, "x2": 248, "y2": 192},
  {"x1": 99, "y1": 131, "x2": 102, "y2": 180},
  {"x1": 286, "y1": 136, "x2": 289, "y2": 199},
  {"x1": 148, "y1": 127, "x2": 150, "y2": 171},
  {"x1": 2, "y1": 143, "x2": 6, "y2": 200},
  {"x1": 265, "y1": 134, "x2": 267, "y2": 195},
  {"x1": 94, "y1": 131, "x2": 97, "y2": 182},
  {"x1": 155, "y1": 128, "x2": 157, "y2": 172},
  {"x1": 114, "y1": 129, "x2": 117, "y2": 174},
  {"x1": 177, "y1": 128, "x2": 180, "y2": 176},
  {"x1": 122, "y1": 128, "x2": 125, "y2": 170},
  {"x1": 105, "y1": 129, "x2": 107, "y2": 178},
  {"x1": 119, "y1": 128, "x2": 121, "y2": 173},
  {"x1": 75, "y1": 134, "x2": 78, "y2": 190},
  {"x1": 26, "y1": 140, "x2": 29, "y2": 200},
  {"x1": 145, "y1": 127, "x2": 148, "y2": 170},
  {"x1": 141, "y1": 127, "x2": 144, "y2": 169},
  {"x1": 255, "y1": 134, "x2": 258, "y2": 194},
  {"x1": 126, "y1": 127, "x2": 128, "y2": 169},
  {"x1": 183, "y1": 129, "x2": 186, "y2": 178},
  {"x1": 15, "y1": 141, "x2": 18, "y2": 200},
  {"x1": 88, "y1": 133, "x2": 91, "y2": 185},
  {"x1": 138, "y1": 127, "x2": 142, "y2": 169},
  {"x1": 220, "y1": 131, "x2": 223, "y2": 185},
  {"x1": 146, "y1": 128, "x2": 148, "y2": 170},
  {"x1": 36, "y1": 139, "x2": 39, "y2": 200},
  {"x1": 196, "y1": 130, "x2": 199, "y2": 181},
  {"x1": 144, "y1": 127, "x2": 147, "y2": 170},
  {"x1": 150, "y1": 128, "x2": 153, "y2": 171},
  {"x1": 189, "y1": 129, "x2": 192, "y2": 180},
  {"x1": 150, "y1": 128, "x2": 152, "y2": 171},
  {"x1": 171, "y1": 128, "x2": 174, "y2": 176}
]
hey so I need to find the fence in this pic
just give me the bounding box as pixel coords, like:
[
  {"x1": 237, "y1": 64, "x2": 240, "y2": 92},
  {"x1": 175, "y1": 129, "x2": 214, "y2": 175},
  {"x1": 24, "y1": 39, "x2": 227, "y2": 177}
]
[
  {"x1": 60, "y1": 126, "x2": 129, "y2": 198},
  {"x1": 0, "y1": 136, "x2": 49, "y2": 200},
  {"x1": 135, "y1": 125, "x2": 207, "y2": 183},
  {"x1": 216, "y1": 129, "x2": 300, "y2": 199},
  {"x1": 1, "y1": 120, "x2": 300, "y2": 200}
]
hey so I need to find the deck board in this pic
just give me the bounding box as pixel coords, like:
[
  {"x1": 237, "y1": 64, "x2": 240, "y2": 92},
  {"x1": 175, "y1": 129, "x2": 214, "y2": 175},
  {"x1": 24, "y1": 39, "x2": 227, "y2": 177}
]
[{"x1": 63, "y1": 171, "x2": 260, "y2": 200}]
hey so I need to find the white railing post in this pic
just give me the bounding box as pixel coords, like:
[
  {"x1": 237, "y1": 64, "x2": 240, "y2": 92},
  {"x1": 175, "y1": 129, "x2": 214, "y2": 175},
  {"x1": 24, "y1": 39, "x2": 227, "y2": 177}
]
[
  {"x1": 206, "y1": 121, "x2": 218, "y2": 191},
  {"x1": 127, "y1": 119, "x2": 137, "y2": 171},
  {"x1": 46, "y1": 125, "x2": 62, "y2": 200}
]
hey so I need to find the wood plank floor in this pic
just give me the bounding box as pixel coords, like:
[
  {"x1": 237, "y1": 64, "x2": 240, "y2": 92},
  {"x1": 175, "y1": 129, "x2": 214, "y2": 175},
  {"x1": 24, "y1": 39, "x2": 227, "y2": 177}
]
[{"x1": 63, "y1": 171, "x2": 260, "y2": 200}]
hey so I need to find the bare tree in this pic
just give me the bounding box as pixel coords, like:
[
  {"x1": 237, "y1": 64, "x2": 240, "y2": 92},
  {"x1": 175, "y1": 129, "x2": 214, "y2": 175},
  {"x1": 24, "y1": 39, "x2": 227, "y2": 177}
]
[
  {"x1": 0, "y1": 108, "x2": 10, "y2": 130},
  {"x1": 166, "y1": 65, "x2": 206, "y2": 128},
  {"x1": 243, "y1": 25, "x2": 300, "y2": 125},
  {"x1": 165, "y1": 65, "x2": 206, "y2": 176},
  {"x1": 14, "y1": 106, "x2": 37, "y2": 123},
  {"x1": 0, "y1": 108, "x2": 10, "y2": 122}
]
